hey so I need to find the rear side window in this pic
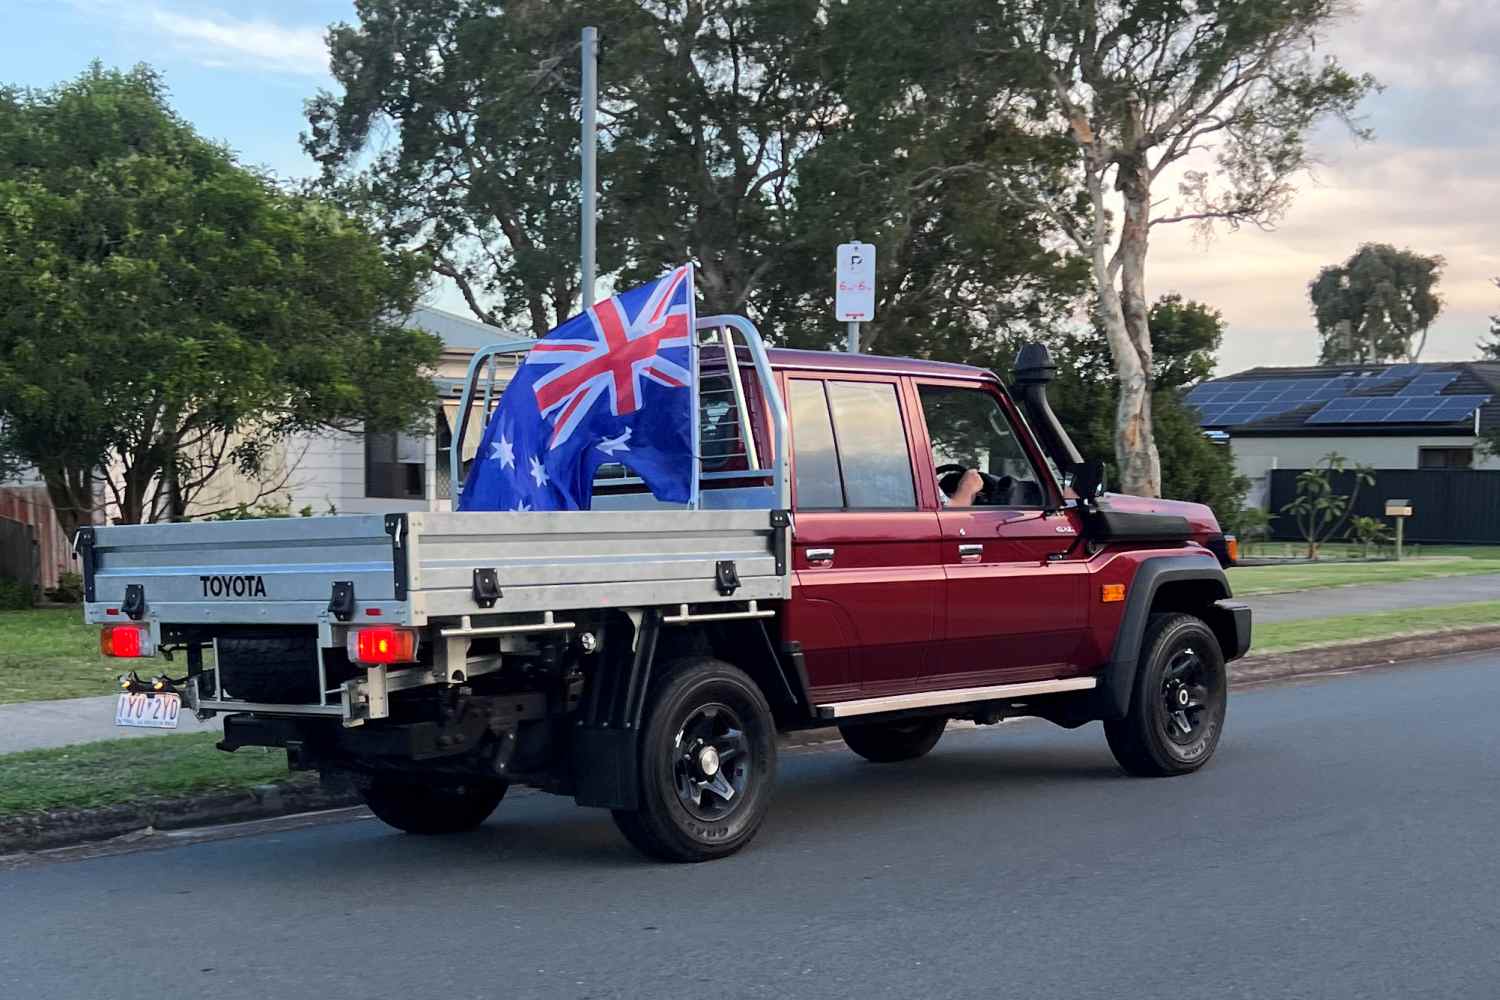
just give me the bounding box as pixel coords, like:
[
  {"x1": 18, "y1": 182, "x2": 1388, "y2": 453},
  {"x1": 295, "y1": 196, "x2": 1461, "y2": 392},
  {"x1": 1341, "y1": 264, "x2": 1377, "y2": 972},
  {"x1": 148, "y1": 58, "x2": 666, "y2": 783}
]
[
  {"x1": 789, "y1": 380, "x2": 843, "y2": 508},
  {"x1": 826, "y1": 381, "x2": 915, "y2": 508}
]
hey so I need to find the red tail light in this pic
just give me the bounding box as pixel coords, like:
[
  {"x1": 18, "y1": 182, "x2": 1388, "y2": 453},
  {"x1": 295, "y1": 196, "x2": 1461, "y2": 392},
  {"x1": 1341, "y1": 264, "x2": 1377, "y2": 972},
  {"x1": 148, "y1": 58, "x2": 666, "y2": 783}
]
[
  {"x1": 100, "y1": 624, "x2": 153, "y2": 658},
  {"x1": 348, "y1": 626, "x2": 419, "y2": 665}
]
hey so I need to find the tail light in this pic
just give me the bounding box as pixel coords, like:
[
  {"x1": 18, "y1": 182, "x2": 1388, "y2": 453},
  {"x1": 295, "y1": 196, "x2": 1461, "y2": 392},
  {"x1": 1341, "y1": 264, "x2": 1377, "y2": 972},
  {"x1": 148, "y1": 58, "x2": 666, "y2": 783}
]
[
  {"x1": 100, "y1": 624, "x2": 154, "y2": 658},
  {"x1": 347, "y1": 626, "x2": 419, "y2": 665}
]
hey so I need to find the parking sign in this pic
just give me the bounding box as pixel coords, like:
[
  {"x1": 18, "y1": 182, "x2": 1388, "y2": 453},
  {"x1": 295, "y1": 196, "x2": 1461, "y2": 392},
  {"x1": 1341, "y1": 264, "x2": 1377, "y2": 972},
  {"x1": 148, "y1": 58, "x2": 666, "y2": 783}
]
[{"x1": 835, "y1": 243, "x2": 876, "y2": 321}]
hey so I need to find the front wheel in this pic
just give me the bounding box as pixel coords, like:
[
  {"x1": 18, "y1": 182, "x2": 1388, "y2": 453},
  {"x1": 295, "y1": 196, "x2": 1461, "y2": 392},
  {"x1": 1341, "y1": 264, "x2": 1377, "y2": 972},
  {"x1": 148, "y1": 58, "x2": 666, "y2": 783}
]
[
  {"x1": 1104, "y1": 613, "x2": 1227, "y2": 777},
  {"x1": 360, "y1": 776, "x2": 508, "y2": 834},
  {"x1": 611, "y1": 658, "x2": 777, "y2": 862}
]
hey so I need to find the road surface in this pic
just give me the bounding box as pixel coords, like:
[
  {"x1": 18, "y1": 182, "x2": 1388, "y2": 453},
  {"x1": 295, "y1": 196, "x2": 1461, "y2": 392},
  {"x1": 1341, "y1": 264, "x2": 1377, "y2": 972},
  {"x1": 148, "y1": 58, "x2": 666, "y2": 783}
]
[
  {"x1": 4, "y1": 651, "x2": 1499, "y2": 999},
  {"x1": 1245, "y1": 571, "x2": 1500, "y2": 623}
]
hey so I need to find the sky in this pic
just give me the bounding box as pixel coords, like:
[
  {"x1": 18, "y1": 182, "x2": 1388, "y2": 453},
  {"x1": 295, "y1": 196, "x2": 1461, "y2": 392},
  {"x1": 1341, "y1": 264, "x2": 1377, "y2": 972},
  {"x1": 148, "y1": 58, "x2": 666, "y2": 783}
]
[{"x1": 5, "y1": 0, "x2": 1497, "y2": 375}]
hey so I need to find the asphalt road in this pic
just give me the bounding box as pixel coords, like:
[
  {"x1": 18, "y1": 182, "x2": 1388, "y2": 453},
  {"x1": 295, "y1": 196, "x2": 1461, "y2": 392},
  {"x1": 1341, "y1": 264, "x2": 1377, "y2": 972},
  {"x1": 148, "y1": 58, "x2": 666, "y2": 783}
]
[
  {"x1": 4, "y1": 651, "x2": 1500, "y2": 1000},
  {"x1": 1245, "y1": 571, "x2": 1500, "y2": 623}
]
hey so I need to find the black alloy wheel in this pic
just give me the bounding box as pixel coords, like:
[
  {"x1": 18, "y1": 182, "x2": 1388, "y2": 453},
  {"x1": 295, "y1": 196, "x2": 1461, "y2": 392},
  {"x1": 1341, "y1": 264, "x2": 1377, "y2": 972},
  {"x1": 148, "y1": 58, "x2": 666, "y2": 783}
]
[{"x1": 1105, "y1": 613, "x2": 1227, "y2": 777}]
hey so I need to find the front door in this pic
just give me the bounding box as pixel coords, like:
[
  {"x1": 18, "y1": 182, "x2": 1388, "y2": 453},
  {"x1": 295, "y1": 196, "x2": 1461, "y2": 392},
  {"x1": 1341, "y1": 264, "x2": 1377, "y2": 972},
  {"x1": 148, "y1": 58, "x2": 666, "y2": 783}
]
[
  {"x1": 913, "y1": 380, "x2": 1089, "y2": 684},
  {"x1": 782, "y1": 376, "x2": 943, "y2": 701}
]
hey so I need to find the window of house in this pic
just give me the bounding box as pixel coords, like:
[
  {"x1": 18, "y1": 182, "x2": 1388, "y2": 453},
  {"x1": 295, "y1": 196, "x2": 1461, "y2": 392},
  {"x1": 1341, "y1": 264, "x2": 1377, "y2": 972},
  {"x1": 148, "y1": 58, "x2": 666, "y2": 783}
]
[
  {"x1": 916, "y1": 383, "x2": 1046, "y2": 507},
  {"x1": 365, "y1": 429, "x2": 425, "y2": 500},
  {"x1": 1419, "y1": 447, "x2": 1472, "y2": 469},
  {"x1": 789, "y1": 378, "x2": 915, "y2": 510}
]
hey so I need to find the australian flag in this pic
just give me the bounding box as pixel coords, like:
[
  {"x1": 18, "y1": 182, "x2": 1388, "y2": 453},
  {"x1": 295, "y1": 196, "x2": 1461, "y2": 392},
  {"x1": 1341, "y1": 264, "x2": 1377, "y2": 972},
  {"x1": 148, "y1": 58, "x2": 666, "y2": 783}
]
[{"x1": 458, "y1": 265, "x2": 697, "y2": 511}]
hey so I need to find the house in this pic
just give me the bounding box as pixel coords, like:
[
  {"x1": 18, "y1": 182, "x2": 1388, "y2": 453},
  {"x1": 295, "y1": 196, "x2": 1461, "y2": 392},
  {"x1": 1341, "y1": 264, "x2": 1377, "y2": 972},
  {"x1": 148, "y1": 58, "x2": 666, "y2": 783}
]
[{"x1": 1186, "y1": 361, "x2": 1500, "y2": 508}]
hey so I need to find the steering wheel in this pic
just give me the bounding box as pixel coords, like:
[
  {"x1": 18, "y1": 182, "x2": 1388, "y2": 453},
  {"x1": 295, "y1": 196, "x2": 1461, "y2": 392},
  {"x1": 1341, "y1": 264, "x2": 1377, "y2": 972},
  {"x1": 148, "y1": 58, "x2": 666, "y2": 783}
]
[{"x1": 935, "y1": 463, "x2": 1011, "y2": 504}]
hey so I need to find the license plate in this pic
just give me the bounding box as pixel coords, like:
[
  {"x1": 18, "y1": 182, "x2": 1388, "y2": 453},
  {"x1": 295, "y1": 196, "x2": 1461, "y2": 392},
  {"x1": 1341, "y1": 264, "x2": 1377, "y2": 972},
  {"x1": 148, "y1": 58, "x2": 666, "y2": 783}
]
[{"x1": 115, "y1": 692, "x2": 181, "y2": 729}]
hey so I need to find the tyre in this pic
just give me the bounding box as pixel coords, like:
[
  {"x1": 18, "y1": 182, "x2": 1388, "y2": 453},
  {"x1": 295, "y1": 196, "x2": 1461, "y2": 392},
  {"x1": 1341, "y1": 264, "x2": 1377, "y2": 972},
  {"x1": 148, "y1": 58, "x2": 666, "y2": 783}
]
[
  {"x1": 1104, "y1": 613, "x2": 1227, "y2": 777},
  {"x1": 217, "y1": 632, "x2": 319, "y2": 704},
  {"x1": 838, "y1": 716, "x2": 946, "y2": 763},
  {"x1": 360, "y1": 776, "x2": 508, "y2": 835},
  {"x1": 611, "y1": 658, "x2": 777, "y2": 862}
]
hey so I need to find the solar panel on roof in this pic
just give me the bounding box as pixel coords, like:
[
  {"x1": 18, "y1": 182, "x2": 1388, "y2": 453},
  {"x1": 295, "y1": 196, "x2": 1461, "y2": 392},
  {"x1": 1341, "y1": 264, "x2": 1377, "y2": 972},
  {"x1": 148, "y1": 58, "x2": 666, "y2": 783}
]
[{"x1": 1384, "y1": 364, "x2": 1422, "y2": 377}]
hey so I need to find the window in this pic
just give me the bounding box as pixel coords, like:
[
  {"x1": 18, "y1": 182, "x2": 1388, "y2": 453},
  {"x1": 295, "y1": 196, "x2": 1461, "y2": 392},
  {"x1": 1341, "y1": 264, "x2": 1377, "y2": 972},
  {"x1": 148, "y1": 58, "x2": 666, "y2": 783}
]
[
  {"x1": 917, "y1": 384, "x2": 1046, "y2": 507},
  {"x1": 825, "y1": 381, "x2": 915, "y2": 508},
  {"x1": 789, "y1": 379, "x2": 915, "y2": 510},
  {"x1": 789, "y1": 380, "x2": 844, "y2": 508},
  {"x1": 365, "y1": 429, "x2": 425, "y2": 500},
  {"x1": 1419, "y1": 447, "x2": 1472, "y2": 469}
]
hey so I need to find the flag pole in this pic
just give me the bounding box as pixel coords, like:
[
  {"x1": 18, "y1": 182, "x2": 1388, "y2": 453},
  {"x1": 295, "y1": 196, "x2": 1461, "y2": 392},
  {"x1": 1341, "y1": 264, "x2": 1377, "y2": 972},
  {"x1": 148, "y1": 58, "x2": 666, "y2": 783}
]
[{"x1": 580, "y1": 26, "x2": 599, "y2": 309}]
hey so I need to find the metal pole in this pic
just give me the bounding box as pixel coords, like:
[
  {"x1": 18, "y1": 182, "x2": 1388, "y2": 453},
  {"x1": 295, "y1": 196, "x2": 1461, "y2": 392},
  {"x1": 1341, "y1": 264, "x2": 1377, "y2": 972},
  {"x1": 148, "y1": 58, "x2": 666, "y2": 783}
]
[
  {"x1": 847, "y1": 321, "x2": 860, "y2": 354},
  {"x1": 580, "y1": 26, "x2": 599, "y2": 309}
]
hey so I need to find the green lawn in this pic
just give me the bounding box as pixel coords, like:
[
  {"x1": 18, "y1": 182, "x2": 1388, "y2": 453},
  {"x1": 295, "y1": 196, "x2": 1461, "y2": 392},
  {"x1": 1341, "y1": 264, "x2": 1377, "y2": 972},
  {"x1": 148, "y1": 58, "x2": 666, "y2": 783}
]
[
  {"x1": 1228, "y1": 556, "x2": 1500, "y2": 596},
  {"x1": 0, "y1": 732, "x2": 298, "y2": 817},
  {"x1": 0, "y1": 607, "x2": 124, "y2": 704},
  {"x1": 1254, "y1": 600, "x2": 1500, "y2": 655}
]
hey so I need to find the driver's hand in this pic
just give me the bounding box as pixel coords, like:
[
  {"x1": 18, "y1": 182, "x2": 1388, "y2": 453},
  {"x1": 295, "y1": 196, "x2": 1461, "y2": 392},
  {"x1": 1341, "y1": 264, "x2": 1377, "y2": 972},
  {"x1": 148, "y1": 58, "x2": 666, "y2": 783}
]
[{"x1": 950, "y1": 469, "x2": 984, "y2": 507}]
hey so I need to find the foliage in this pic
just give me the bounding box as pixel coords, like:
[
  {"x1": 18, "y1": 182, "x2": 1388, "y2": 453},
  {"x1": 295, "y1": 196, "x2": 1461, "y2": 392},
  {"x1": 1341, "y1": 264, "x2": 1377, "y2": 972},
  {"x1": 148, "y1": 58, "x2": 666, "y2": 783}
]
[
  {"x1": 1148, "y1": 295, "x2": 1225, "y2": 392},
  {"x1": 0, "y1": 577, "x2": 33, "y2": 610},
  {"x1": 944, "y1": 0, "x2": 1376, "y2": 496},
  {"x1": 1223, "y1": 506, "x2": 1272, "y2": 549},
  {"x1": 43, "y1": 571, "x2": 83, "y2": 605},
  {"x1": 1482, "y1": 278, "x2": 1500, "y2": 361},
  {"x1": 1311, "y1": 243, "x2": 1445, "y2": 363},
  {"x1": 1280, "y1": 452, "x2": 1375, "y2": 559},
  {"x1": 0, "y1": 64, "x2": 442, "y2": 535},
  {"x1": 305, "y1": 0, "x2": 1089, "y2": 352},
  {"x1": 1344, "y1": 515, "x2": 1393, "y2": 559},
  {"x1": 206, "y1": 497, "x2": 336, "y2": 521}
]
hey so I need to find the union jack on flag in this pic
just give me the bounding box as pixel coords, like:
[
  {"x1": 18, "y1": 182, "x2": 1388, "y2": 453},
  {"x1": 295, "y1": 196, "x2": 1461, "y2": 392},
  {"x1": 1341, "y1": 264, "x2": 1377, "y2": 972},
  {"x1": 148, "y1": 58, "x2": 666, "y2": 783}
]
[{"x1": 458, "y1": 265, "x2": 698, "y2": 512}]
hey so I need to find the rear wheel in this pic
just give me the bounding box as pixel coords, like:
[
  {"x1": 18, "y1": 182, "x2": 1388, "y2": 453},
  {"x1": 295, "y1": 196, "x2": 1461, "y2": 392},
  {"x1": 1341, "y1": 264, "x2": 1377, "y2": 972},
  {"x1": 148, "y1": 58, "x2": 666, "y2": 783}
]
[
  {"x1": 1104, "y1": 613, "x2": 1227, "y2": 777},
  {"x1": 611, "y1": 658, "x2": 777, "y2": 862},
  {"x1": 360, "y1": 776, "x2": 508, "y2": 834},
  {"x1": 838, "y1": 716, "x2": 946, "y2": 763}
]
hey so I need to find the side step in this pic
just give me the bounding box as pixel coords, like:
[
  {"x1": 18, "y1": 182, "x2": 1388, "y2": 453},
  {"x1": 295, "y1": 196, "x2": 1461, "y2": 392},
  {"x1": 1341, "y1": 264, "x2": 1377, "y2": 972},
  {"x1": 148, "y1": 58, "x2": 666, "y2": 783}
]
[{"x1": 815, "y1": 676, "x2": 1097, "y2": 721}]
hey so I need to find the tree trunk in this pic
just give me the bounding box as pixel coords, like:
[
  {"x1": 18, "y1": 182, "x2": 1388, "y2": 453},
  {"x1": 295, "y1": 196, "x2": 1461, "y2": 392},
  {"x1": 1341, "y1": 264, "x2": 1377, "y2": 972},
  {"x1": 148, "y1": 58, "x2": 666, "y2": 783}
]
[
  {"x1": 40, "y1": 464, "x2": 95, "y2": 540},
  {"x1": 1111, "y1": 158, "x2": 1161, "y2": 497}
]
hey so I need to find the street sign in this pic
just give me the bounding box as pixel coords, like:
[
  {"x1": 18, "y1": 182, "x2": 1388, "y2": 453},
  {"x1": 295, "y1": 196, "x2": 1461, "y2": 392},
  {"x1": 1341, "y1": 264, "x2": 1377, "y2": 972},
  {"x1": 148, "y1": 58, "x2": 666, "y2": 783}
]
[{"x1": 835, "y1": 242, "x2": 876, "y2": 322}]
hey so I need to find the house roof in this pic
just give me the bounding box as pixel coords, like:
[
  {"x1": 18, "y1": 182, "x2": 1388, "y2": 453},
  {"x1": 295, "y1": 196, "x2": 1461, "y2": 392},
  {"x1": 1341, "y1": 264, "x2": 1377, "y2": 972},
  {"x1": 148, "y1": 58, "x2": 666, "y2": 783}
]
[{"x1": 1187, "y1": 360, "x2": 1500, "y2": 437}]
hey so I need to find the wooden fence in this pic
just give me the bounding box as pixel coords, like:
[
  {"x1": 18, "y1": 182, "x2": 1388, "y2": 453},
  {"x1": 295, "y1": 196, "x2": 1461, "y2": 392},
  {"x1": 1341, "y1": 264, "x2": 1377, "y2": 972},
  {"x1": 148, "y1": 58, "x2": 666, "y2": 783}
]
[{"x1": 0, "y1": 485, "x2": 74, "y2": 591}]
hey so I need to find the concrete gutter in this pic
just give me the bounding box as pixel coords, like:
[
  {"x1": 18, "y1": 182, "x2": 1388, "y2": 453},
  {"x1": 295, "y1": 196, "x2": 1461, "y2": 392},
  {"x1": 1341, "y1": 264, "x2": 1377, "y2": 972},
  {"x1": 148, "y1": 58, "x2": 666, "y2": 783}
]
[{"x1": 6, "y1": 625, "x2": 1500, "y2": 858}]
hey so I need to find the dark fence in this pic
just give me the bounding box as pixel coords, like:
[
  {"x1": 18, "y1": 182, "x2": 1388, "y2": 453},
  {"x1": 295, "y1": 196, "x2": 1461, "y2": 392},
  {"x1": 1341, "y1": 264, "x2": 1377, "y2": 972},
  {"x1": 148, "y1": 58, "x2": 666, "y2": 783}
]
[
  {"x1": 0, "y1": 516, "x2": 38, "y2": 592},
  {"x1": 1268, "y1": 468, "x2": 1500, "y2": 545}
]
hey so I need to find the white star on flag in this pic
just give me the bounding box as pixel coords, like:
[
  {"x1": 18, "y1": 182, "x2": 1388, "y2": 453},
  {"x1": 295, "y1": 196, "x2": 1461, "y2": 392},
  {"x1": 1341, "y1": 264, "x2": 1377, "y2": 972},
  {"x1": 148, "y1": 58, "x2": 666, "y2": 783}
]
[
  {"x1": 597, "y1": 428, "x2": 632, "y2": 455},
  {"x1": 490, "y1": 432, "x2": 515, "y2": 469},
  {"x1": 529, "y1": 455, "x2": 549, "y2": 488},
  {"x1": 513, "y1": 500, "x2": 531, "y2": 512}
]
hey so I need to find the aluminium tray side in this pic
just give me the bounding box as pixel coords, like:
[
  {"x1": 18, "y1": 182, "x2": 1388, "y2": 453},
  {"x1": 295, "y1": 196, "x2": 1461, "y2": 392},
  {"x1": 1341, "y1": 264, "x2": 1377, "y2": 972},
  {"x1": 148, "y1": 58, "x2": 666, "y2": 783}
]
[
  {"x1": 81, "y1": 515, "x2": 401, "y2": 626},
  {"x1": 405, "y1": 509, "x2": 789, "y2": 617}
]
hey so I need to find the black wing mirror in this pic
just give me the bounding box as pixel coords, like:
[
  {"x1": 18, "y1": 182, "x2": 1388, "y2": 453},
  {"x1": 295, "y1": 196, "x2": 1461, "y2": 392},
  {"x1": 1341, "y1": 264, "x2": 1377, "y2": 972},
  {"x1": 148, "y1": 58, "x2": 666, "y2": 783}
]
[{"x1": 1069, "y1": 459, "x2": 1106, "y2": 502}]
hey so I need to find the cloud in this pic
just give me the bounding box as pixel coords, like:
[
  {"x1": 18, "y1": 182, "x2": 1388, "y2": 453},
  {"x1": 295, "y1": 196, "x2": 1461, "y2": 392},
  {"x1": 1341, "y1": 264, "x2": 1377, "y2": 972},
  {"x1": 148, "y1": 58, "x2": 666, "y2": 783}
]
[
  {"x1": 61, "y1": 1, "x2": 329, "y2": 77},
  {"x1": 1144, "y1": 0, "x2": 1500, "y2": 374},
  {"x1": 147, "y1": 8, "x2": 328, "y2": 77}
]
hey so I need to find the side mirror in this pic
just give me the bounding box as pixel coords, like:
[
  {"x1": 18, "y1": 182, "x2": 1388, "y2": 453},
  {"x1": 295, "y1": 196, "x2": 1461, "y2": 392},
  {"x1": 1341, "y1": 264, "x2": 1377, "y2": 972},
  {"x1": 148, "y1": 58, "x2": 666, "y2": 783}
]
[{"x1": 1070, "y1": 459, "x2": 1106, "y2": 502}]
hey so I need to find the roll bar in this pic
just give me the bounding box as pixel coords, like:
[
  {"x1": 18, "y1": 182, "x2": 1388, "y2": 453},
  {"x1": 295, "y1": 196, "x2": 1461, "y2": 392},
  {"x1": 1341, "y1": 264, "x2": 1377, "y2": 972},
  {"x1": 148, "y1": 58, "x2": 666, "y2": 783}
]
[{"x1": 449, "y1": 315, "x2": 790, "y2": 511}]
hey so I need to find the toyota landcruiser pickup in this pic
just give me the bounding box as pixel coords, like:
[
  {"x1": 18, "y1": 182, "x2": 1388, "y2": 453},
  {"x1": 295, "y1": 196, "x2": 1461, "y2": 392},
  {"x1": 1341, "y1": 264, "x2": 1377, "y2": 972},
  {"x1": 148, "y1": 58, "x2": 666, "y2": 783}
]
[{"x1": 80, "y1": 315, "x2": 1249, "y2": 862}]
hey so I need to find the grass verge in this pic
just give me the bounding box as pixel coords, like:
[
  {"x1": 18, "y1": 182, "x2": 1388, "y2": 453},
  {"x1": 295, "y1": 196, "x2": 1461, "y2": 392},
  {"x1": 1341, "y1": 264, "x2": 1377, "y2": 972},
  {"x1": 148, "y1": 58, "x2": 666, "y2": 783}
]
[
  {"x1": 1229, "y1": 557, "x2": 1500, "y2": 596},
  {"x1": 1253, "y1": 600, "x2": 1500, "y2": 655},
  {"x1": 0, "y1": 732, "x2": 297, "y2": 817},
  {"x1": 0, "y1": 608, "x2": 122, "y2": 704}
]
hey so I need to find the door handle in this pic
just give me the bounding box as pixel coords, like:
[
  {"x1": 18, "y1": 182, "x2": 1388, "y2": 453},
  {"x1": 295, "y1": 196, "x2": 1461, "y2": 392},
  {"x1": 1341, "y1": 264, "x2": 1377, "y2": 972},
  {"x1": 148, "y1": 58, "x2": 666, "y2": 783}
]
[
  {"x1": 958, "y1": 543, "x2": 983, "y2": 562},
  {"x1": 806, "y1": 547, "x2": 835, "y2": 566}
]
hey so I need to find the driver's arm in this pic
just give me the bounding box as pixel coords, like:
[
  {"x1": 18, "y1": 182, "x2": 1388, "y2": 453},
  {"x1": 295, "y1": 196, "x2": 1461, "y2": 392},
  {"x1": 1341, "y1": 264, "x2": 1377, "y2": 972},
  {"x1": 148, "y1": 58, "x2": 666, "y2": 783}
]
[{"x1": 948, "y1": 469, "x2": 984, "y2": 507}]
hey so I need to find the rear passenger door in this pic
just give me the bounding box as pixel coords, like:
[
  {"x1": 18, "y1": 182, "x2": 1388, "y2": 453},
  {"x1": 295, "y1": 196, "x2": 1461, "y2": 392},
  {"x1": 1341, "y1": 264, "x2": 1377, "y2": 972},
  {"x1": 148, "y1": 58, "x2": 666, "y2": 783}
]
[{"x1": 783, "y1": 375, "x2": 943, "y2": 699}]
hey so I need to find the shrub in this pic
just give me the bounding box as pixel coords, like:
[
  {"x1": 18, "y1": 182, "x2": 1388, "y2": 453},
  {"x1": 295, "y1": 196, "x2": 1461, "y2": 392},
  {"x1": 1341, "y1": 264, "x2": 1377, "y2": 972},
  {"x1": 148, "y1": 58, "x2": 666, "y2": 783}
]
[
  {"x1": 44, "y1": 570, "x2": 84, "y2": 604},
  {"x1": 0, "y1": 577, "x2": 34, "y2": 610}
]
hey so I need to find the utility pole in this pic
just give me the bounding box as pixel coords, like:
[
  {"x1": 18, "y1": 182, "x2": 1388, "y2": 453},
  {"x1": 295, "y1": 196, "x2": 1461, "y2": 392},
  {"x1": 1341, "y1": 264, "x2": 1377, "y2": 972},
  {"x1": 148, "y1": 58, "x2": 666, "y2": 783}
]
[{"x1": 580, "y1": 26, "x2": 599, "y2": 309}]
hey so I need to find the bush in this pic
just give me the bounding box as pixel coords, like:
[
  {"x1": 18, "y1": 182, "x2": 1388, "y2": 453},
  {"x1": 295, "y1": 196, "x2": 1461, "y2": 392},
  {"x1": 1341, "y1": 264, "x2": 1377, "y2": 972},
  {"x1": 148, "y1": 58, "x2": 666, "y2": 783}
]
[
  {"x1": 0, "y1": 577, "x2": 34, "y2": 610},
  {"x1": 43, "y1": 570, "x2": 84, "y2": 604}
]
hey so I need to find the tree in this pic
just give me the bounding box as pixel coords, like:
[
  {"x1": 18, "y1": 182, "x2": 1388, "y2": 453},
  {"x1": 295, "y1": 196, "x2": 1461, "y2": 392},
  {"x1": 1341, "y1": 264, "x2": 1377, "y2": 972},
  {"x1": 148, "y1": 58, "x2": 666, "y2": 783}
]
[
  {"x1": 0, "y1": 64, "x2": 441, "y2": 535},
  {"x1": 306, "y1": 0, "x2": 1090, "y2": 352},
  {"x1": 1311, "y1": 243, "x2": 1445, "y2": 363},
  {"x1": 1280, "y1": 452, "x2": 1374, "y2": 559},
  {"x1": 1479, "y1": 278, "x2": 1500, "y2": 361},
  {"x1": 962, "y1": 0, "x2": 1374, "y2": 496}
]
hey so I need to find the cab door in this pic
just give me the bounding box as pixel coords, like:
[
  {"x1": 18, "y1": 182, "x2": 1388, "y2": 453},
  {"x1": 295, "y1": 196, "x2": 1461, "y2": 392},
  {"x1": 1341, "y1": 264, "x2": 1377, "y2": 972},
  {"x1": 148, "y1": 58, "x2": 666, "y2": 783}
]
[
  {"x1": 782, "y1": 375, "x2": 943, "y2": 700},
  {"x1": 911, "y1": 379, "x2": 1089, "y2": 684}
]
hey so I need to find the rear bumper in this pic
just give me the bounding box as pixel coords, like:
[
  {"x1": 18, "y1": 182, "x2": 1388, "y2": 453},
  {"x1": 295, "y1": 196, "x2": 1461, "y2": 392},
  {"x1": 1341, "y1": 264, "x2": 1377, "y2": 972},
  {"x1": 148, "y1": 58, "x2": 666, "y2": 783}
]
[{"x1": 1213, "y1": 599, "x2": 1252, "y2": 661}]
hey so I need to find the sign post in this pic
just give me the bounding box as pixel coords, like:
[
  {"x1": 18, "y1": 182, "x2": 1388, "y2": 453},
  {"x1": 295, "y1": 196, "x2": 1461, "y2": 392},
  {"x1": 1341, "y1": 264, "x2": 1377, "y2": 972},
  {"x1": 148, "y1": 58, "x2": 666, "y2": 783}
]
[
  {"x1": 835, "y1": 242, "x2": 876, "y2": 353},
  {"x1": 1385, "y1": 498, "x2": 1413, "y2": 560}
]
